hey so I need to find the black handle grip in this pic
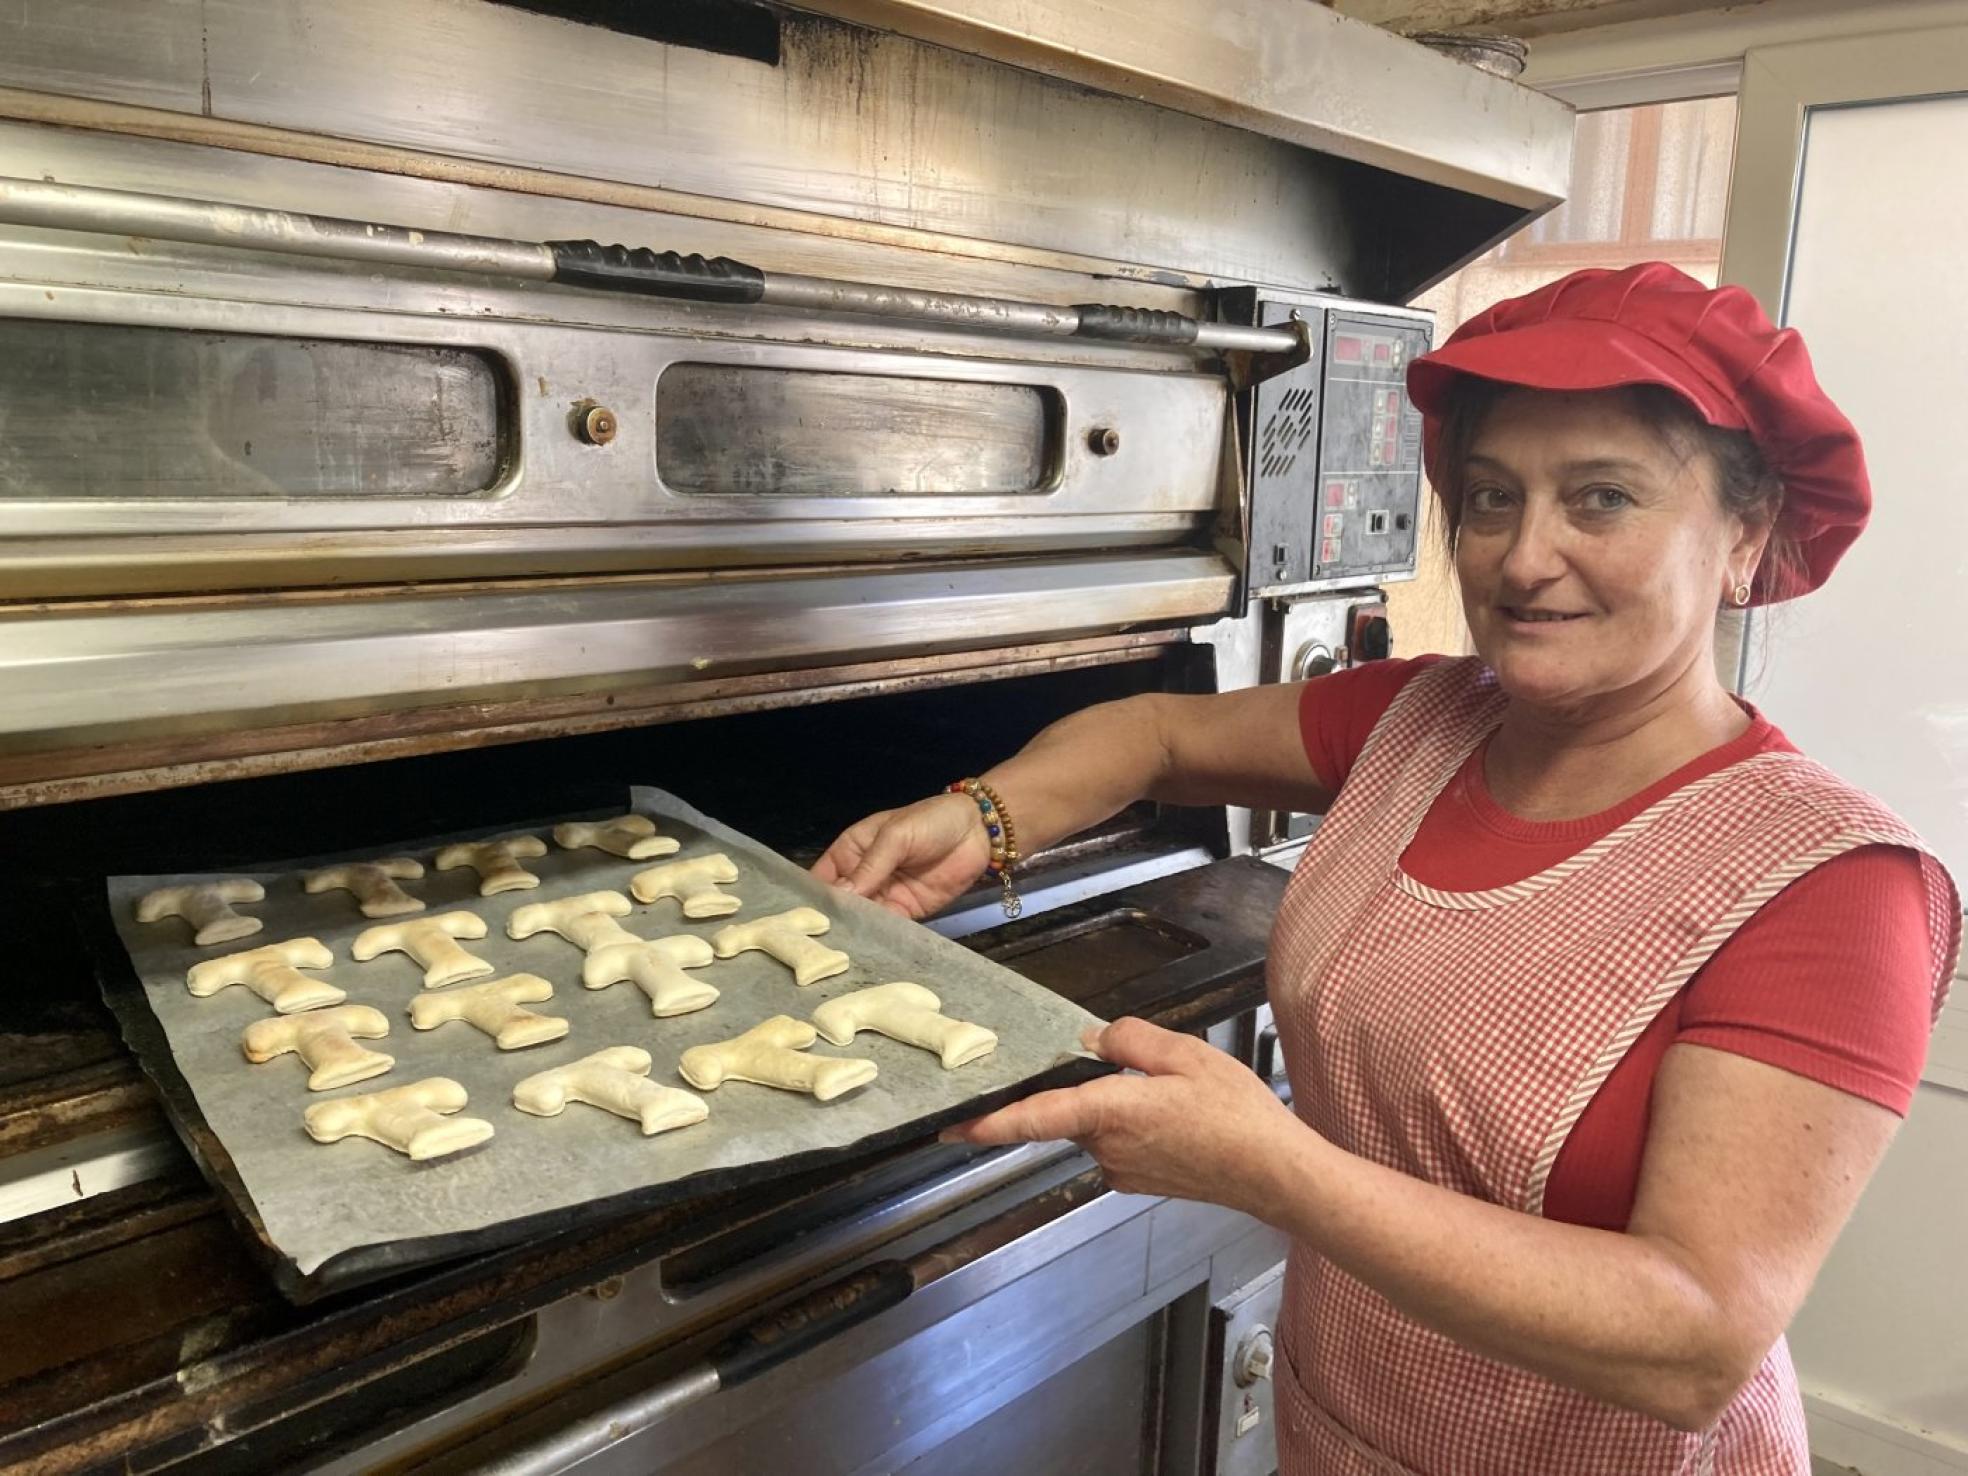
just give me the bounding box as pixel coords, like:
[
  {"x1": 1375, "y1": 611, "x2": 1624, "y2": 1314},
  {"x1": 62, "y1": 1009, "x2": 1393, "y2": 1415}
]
[
  {"x1": 1071, "y1": 303, "x2": 1200, "y2": 345},
  {"x1": 547, "y1": 240, "x2": 766, "y2": 303},
  {"x1": 708, "y1": 1262, "x2": 914, "y2": 1388}
]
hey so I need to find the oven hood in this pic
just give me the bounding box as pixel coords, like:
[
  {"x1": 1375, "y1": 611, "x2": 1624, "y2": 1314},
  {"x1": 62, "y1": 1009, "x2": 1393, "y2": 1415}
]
[
  {"x1": 789, "y1": 0, "x2": 1575, "y2": 282},
  {"x1": 0, "y1": 0, "x2": 1571, "y2": 304}
]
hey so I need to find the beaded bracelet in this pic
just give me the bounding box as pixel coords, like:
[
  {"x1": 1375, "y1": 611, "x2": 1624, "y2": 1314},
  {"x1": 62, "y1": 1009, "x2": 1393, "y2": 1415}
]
[{"x1": 948, "y1": 777, "x2": 1023, "y2": 918}]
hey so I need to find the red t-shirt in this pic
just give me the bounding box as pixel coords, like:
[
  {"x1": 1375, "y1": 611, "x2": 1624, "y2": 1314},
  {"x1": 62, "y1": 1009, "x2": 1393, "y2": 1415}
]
[{"x1": 1296, "y1": 656, "x2": 1936, "y2": 1230}]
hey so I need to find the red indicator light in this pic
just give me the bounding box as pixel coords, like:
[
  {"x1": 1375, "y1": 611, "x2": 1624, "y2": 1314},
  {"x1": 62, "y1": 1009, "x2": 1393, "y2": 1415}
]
[
  {"x1": 1334, "y1": 336, "x2": 1364, "y2": 364},
  {"x1": 1373, "y1": 341, "x2": 1394, "y2": 363}
]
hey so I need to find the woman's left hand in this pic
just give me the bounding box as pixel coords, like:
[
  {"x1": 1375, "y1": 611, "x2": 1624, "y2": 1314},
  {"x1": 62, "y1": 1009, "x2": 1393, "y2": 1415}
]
[{"x1": 943, "y1": 1017, "x2": 1308, "y2": 1219}]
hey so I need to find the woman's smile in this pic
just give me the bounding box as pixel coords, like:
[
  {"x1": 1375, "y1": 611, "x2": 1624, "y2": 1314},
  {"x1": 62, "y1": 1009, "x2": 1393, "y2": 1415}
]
[{"x1": 1498, "y1": 605, "x2": 1589, "y2": 628}]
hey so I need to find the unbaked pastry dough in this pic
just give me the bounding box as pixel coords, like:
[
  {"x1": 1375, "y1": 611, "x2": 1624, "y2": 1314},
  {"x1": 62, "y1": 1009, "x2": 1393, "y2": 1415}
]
[
  {"x1": 512, "y1": 1045, "x2": 709, "y2": 1135},
  {"x1": 509, "y1": 890, "x2": 717, "y2": 1015},
  {"x1": 242, "y1": 1003, "x2": 395, "y2": 1090},
  {"x1": 554, "y1": 815, "x2": 681, "y2": 861},
  {"x1": 629, "y1": 853, "x2": 741, "y2": 918},
  {"x1": 678, "y1": 1015, "x2": 877, "y2": 1102},
  {"x1": 186, "y1": 937, "x2": 345, "y2": 1014},
  {"x1": 434, "y1": 835, "x2": 549, "y2": 896},
  {"x1": 584, "y1": 933, "x2": 719, "y2": 1017},
  {"x1": 303, "y1": 858, "x2": 426, "y2": 918},
  {"x1": 710, "y1": 907, "x2": 849, "y2": 987},
  {"x1": 810, "y1": 982, "x2": 998, "y2": 1069},
  {"x1": 303, "y1": 1077, "x2": 494, "y2": 1161},
  {"x1": 506, "y1": 890, "x2": 634, "y2": 949},
  {"x1": 408, "y1": 972, "x2": 568, "y2": 1050},
  {"x1": 352, "y1": 911, "x2": 496, "y2": 989},
  {"x1": 137, "y1": 880, "x2": 266, "y2": 947}
]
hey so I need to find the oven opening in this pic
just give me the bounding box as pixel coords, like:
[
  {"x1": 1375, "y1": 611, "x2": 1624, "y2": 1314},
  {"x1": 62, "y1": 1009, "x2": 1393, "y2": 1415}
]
[{"x1": 0, "y1": 654, "x2": 1211, "y2": 1070}]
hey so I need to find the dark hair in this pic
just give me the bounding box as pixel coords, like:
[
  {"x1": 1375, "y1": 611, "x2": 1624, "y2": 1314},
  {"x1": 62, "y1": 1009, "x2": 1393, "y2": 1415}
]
[{"x1": 1430, "y1": 379, "x2": 1806, "y2": 597}]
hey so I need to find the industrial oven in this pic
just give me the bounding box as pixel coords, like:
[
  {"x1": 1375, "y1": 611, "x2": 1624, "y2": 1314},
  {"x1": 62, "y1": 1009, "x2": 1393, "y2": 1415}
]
[{"x1": 0, "y1": 3, "x2": 1570, "y2": 1471}]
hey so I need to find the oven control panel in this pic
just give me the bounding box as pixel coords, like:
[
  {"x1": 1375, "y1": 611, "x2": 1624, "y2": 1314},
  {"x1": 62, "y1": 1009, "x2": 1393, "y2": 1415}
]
[
  {"x1": 1313, "y1": 313, "x2": 1428, "y2": 583},
  {"x1": 1224, "y1": 289, "x2": 1430, "y2": 598}
]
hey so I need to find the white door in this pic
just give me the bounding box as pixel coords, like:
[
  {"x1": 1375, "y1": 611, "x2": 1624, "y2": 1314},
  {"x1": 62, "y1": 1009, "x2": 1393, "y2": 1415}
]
[{"x1": 1720, "y1": 26, "x2": 1968, "y2": 1476}]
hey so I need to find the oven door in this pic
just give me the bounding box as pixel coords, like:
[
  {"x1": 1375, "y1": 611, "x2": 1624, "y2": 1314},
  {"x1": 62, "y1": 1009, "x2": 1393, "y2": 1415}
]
[{"x1": 0, "y1": 124, "x2": 1227, "y2": 601}]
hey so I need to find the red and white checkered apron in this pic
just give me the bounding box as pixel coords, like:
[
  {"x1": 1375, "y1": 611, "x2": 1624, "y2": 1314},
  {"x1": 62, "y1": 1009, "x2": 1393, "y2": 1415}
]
[{"x1": 1266, "y1": 657, "x2": 1960, "y2": 1476}]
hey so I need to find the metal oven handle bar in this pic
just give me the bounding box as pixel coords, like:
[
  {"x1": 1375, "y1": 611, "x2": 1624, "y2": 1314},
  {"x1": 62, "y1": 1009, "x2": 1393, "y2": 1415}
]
[
  {"x1": 0, "y1": 177, "x2": 1297, "y2": 356},
  {"x1": 468, "y1": 1166, "x2": 1109, "y2": 1476}
]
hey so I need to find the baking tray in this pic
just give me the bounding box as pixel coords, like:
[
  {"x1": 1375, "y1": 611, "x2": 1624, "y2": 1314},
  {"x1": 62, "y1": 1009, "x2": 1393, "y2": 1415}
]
[{"x1": 97, "y1": 786, "x2": 1107, "y2": 1301}]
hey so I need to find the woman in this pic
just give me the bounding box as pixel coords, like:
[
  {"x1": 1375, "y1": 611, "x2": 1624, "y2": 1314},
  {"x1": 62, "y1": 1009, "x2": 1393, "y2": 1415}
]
[{"x1": 814, "y1": 264, "x2": 1959, "y2": 1474}]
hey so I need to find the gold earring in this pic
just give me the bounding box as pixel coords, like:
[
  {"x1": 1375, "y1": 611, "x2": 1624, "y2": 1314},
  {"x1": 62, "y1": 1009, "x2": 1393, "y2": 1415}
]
[{"x1": 1732, "y1": 581, "x2": 1753, "y2": 608}]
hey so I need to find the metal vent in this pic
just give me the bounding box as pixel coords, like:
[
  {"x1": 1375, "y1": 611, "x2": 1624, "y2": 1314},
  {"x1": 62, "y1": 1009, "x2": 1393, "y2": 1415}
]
[{"x1": 1258, "y1": 386, "x2": 1319, "y2": 480}]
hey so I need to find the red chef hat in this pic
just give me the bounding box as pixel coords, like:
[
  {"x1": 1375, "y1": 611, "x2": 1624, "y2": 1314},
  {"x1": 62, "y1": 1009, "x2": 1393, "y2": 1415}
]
[{"x1": 1406, "y1": 262, "x2": 1869, "y2": 603}]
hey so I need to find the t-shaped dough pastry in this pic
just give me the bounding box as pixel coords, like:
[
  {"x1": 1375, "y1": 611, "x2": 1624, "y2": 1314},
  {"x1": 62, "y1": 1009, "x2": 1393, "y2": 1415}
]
[
  {"x1": 352, "y1": 911, "x2": 495, "y2": 989},
  {"x1": 242, "y1": 1004, "x2": 395, "y2": 1090},
  {"x1": 584, "y1": 934, "x2": 719, "y2": 1017},
  {"x1": 303, "y1": 858, "x2": 426, "y2": 918},
  {"x1": 678, "y1": 1016, "x2": 877, "y2": 1102},
  {"x1": 554, "y1": 815, "x2": 681, "y2": 861},
  {"x1": 513, "y1": 1046, "x2": 709, "y2": 1135},
  {"x1": 629, "y1": 853, "x2": 741, "y2": 918},
  {"x1": 303, "y1": 1077, "x2": 494, "y2": 1161},
  {"x1": 186, "y1": 937, "x2": 345, "y2": 1014},
  {"x1": 710, "y1": 907, "x2": 849, "y2": 987},
  {"x1": 434, "y1": 835, "x2": 549, "y2": 896},
  {"x1": 810, "y1": 982, "x2": 999, "y2": 1069},
  {"x1": 506, "y1": 890, "x2": 634, "y2": 949},
  {"x1": 408, "y1": 973, "x2": 568, "y2": 1050},
  {"x1": 137, "y1": 880, "x2": 266, "y2": 947}
]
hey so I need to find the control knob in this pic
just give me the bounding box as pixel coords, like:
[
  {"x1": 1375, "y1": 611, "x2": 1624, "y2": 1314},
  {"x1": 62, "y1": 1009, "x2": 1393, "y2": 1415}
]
[
  {"x1": 1292, "y1": 642, "x2": 1336, "y2": 681},
  {"x1": 1233, "y1": 1325, "x2": 1275, "y2": 1387}
]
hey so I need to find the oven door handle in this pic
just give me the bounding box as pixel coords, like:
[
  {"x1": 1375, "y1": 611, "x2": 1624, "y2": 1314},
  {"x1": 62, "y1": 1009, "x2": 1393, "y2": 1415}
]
[
  {"x1": 0, "y1": 178, "x2": 1299, "y2": 360},
  {"x1": 464, "y1": 1166, "x2": 1106, "y2": 1476}
]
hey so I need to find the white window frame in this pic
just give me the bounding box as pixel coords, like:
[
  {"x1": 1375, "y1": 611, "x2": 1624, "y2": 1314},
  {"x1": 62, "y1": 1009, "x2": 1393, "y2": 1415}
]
[{"x1": 1717, "y1": 24, "x2": 1968, "y2": 1095}]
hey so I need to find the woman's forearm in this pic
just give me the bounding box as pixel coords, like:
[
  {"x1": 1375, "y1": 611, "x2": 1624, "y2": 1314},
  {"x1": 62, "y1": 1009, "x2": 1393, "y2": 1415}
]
[
  {"x1": 980, "y1": 693, "x2": 1176, "y2": 854},
  {"x1": 978, "y1": 684, "x2": 1326, "y2": 854},
  {"x1": 1261, "y1": 1124, "x2": 1747, "y2": 1430}
]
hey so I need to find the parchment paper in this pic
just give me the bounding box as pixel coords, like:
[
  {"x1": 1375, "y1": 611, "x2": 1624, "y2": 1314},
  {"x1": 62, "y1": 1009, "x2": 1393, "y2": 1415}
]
[{"x1": 104, "y1": 787, "x2": 1103, "y2": 1281}]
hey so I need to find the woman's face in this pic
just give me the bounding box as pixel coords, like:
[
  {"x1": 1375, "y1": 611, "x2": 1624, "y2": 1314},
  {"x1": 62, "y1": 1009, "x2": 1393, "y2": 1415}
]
[{"x1": 1454, "y1": 388, "x2": 1761, "y2": 714}]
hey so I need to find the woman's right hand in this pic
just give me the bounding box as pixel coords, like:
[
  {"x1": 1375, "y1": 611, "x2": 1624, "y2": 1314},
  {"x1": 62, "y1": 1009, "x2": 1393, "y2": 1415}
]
[{"x1": 812, "y1": 791, "x2": 993, "y2": 919}]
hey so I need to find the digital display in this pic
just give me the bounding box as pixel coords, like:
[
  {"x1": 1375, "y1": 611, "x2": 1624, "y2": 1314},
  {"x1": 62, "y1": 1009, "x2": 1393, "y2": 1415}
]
[{"x1": 1333, "y1": 333, "x2": 1400, "y2": 371}]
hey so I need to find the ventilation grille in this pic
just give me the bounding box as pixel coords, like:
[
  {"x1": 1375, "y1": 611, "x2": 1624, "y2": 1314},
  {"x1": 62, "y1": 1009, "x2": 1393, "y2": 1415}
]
[{"x1": 1258, "y1": 384, "x2": 1318, "y2": 480}]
